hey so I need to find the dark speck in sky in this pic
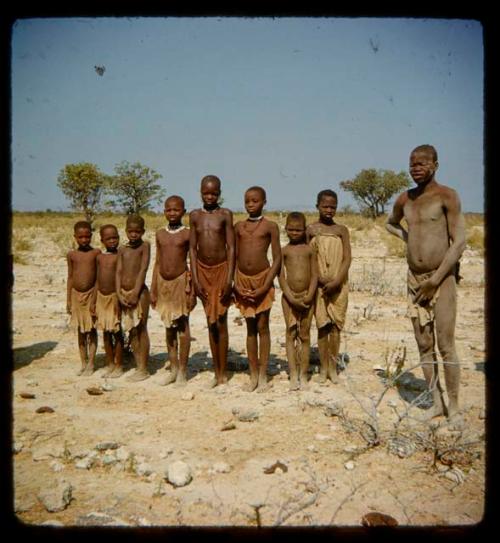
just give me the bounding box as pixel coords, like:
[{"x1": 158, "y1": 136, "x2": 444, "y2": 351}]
[
  {"x1": 94, "y1": 65, "x2": 106, "y2": 76},
  {"x1": 369, "y1": 38, "x2": 379, "y2": 53}
]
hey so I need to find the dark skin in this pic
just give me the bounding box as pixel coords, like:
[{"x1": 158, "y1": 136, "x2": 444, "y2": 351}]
[
  {"x1": 151, "y1": 197, "x2": 196, "y2": 386},
  {"x1": 234, "y1": 189, "x2": 281, "y2": 392},
  {"x1": 386, "y1": 149, "x2": 466, "y2": 421},
  {"x1": 189, "y1": 178, "x2": 235, "y2": 387},
  {"x1": 116, "y1": 222, "x2": 151, "y2": 382},
  {"x1": 66, "y1": 227, "x2": 100, "y2": 376},
  {"x1": 91, "y1": 226, "x2": 124, "y2": 378},
  {"x1": 279, "y1": 219, "x2": 318, "y2": 391},
  {"x1": 307, "y1": 195, "x2": 351, "y2": 383}
]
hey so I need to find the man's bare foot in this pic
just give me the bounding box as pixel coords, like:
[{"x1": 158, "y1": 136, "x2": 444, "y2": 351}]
[
  {"x1": 159, "y1": 371, "x2": 177, "y2": 386},
  {"x1": 109, "y1": 366, "x2": 124, "y2": 378},
  {"x1": 81, "y1": 363, "x2": 95, "y2": 376},
  {"x1": 127, "y1": 370, "x2": 150, "y2": 382}
]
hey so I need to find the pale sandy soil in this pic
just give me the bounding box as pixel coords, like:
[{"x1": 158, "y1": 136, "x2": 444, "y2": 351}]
[{"x1": 11, "y1": 223, "x2": 486, "y2": 528}]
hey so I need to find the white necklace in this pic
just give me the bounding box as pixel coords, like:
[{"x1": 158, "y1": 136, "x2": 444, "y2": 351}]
[
  {"x1": 248, "y1": 215, "x2": 263, "y2": 222},
  {"x1": 166, "y1": 224, "x2": 186, "y2": 233}
]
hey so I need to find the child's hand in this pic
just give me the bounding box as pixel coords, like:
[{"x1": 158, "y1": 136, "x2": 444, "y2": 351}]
[
  {"x1": 90, "y1": 303, "x2": 96, "y2": 317},
  {"x1": 194, "y1": 281, "x2": 208, "y2": 302},
  {"x1": 150, "y1": 291, "x2": 157, "y2": 309},
  {"x1": 220, "y1": 282, "x2": 233, "y2": 304},
  {"x1": 66, "y1": 303, "x2": 71, "y2": 315},
  {"x1": 127, "y1": 293, "x2": 139, "y2": 307},
  {"x1": 322, "y1": 281, "x2": 339, "y2": 297},
  {"x1": 251, "y1": 286, "x2": 267, "y2": 300},
  {"x1": 414, "y1": 277, "x2": 438, "y2": 305},
  {"x1": 188, "y1": 292, "x2": 197, "y2": 311}
]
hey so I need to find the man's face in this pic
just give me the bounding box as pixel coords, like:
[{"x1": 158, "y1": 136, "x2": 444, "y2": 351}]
[{"x1": 409, "y1": 151, "x2": 438, "y2": 184}]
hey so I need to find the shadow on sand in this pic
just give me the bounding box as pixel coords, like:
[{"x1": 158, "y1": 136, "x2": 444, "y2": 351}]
[{"x1": 13, "y1": 341, "x2": 58, "y2": 370}]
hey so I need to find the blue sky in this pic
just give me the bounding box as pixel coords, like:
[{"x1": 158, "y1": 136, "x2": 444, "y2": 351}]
[{"x1": 11, "y1": 17, "x2": 484, "y2": 213}]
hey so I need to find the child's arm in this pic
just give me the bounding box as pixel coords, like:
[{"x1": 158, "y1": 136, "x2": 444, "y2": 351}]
[
  {"x1": 127, "y1": 242, "x2": 150, "y2": 307},
  {"x1": 249, "y1": 222, "x2": 282, "y2": 300},
  {"x1": 189, "y1": 211, "x2": 208, "y2": 302},
  {"x1": 150, "y1": 233, "x2": 160, "y2": 309},
  {"x1": 220, "y1": 210, "x2": 235, "y2": 304},
  {"x1": 90, "y1": 257, "x2": 99, "y2": 316},
  {"x1": 115, "y1": 248, "x2": 126, "y2": 306},
  {"x1": 278, "y1": 251, "x2": 304, "y2": 309},
  {"x1": 304, "y1": 248, "x2": 319, "y2": 306},
  {"x1": 323, "y1": 225, "x2": 351, "y2": 296},
  {"x1": 66, "y1": 252, "x2": 73, "y2": 314},
  {"x1": 386, "y1": 192, "x2": 409, "y2": 242}
]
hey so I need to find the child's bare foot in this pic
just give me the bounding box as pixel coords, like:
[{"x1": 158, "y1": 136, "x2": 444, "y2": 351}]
[
  {"x1": 243, "y1": 376, "x2": 258, "y2": 392},
  {"x1": 316, "y1": 372, "x2": 327, "y2": 384},
  {"x1": 81, "y1": 363, "x2": 95, "y2": 376},
  {"x1": 127, "y1": 370, "x2": 150, "y2": 382},
  {"x1": 102, "y1": 366, "x2": 115, "y2": 378},
  {"x1": 109, "y1": 366, "x2": 124, "y2": 378},
  {"x1": 256, "y1": 381, "x2": 272, "y2": 393},
  {"x1": 289, "y1": 378, "x2": 300, "y2": 391},
  {"x1": 299, "y1": 380, "x2": 309, "y2": 390},
  {"x1": 159, "y1": 371, "x2": 177, "y2": 386},
  {"x1": 208, "y1": 377, "x2": 218, "y2": 389},
  {"x1": 77, "y1": 366, "x2": 86, "y2": 376},
  {"x1": 174, "y1": 373, "x2": 187, "y2": 387}
]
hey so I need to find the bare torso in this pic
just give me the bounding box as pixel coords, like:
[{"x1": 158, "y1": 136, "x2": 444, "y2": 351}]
[
  {"x1": 282, "y1": 244, "x2": 314, "y2": 293},
  {"x1": 403, "y1": 185, "x2": 455, "y2": 273},
  {"x1": 119, "y1": 241, "x2": 150, "y2": 291},
  {"x1": 235, "y1": 218, "x2": 276, "y2": 275},
  {"x1": 96, "y1": 253, "x2": 118, "y2": 295},
  {"x1": 190, "y1": 208, "x2": 232, "y2": 265},
  {"x1": 68, "y1": 249, "x2": 100, "y2": 292},
  {"x1": 307, "y1": 221, "x2": 345, "y2": 240},
  {"x1": 156, "y1": 227, "x2": 190, "y2": 280}
]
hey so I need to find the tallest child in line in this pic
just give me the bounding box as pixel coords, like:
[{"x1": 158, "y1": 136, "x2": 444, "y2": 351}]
[{"x1": 189, "y1": 175, "x2": 235, "y2": 388}]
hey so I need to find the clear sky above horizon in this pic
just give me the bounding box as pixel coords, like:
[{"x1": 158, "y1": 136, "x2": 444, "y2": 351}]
[{"x1": 11, "y1": 16, "x2": 484, "y2": 214}]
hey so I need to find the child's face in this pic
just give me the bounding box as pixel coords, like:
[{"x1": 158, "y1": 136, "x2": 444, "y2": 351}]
[
  {"x1": 164, "y1": 198, "x2": 185, "y2": 224},
  {"x1": 317, "y1": 195, "x2": 338, "y2": 222},
  {"x1": 285, "y1": 219, "x2": 306, "y2": 243},
  {"x1": 409, "y1": 151, "x2": 438, "y2": 184},
  {"x1": 126, "y1": 223, "x2": 145, "y2": 245},
  {"x1": 101, "y1": 228, "x2": 119, "y2": 251},
  {"x1": 201, "y1": 181, "x2": 220, "y2": 208},
  {"x1": 244, "y1": 190, "x2": 265, "y2": 217},
  {"x1": 74, "y1": 227, "x2": 92, "y2": 249}
]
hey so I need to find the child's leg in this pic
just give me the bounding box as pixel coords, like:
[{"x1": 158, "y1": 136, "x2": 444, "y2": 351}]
[
  {"x1": 207, "y1": 319, "x2": 226, "y2": 387},
  {"x1": 317, "y1": 323, "x2": 332, "y2": 383},
  {"x1": 327, "y1": 324, "x2": 341, "y2": 384},
  {"x1": 81, "y1": 329, "x2": 97, "y2": 376},
  {"x1": 216, "y1": 314, "x2": 229, "y2": 385},
  {"x1": 256, "y1": 310, "x2": 271, "y2": 392},
  {"x1": 286, "y1": 327, "x2": 300, "y2": 391},
  {"x1": 161, "y1": 327, "x2": 178, "y2": 385},
  {"x1": 102, "y1": 331, "x2": 115, "y2": 376},
  {"x1": 110, "y1": 330, "x2": 124, "y2": 377},
  {"x1": 244, "y1": 317, "x2": 259, "y2": 392},
  {"x1": 128, "y1": 321, "x2": 150, "y2": 381},
  {"x1": 175, "y1": 316, "x2": 190, "y2": 385},
  {"x1": 76, "y1": 329, "x2": 87, "y2": 375},
  {"x1": 298, "y1": 320, "x2": 311, "y2": 388}
]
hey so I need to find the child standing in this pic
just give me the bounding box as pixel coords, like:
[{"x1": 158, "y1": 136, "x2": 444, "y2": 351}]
[
  {"x1": 189, "y1": 175, "x2": 235, "y2": 388},
  {"x1": 151, "y1": 196, "x2": 196, "y2": 386},
  {"x1": 116, "y1": 214, "x2": 151, "y2": 382},
  {"x1": 66, "y1": 220, "x2": 100, "y2": 376},
  {"x1": 279, "y1": 212, "x2": 318, "y2": 390},
  {"x1": 91, "y1": 224, "x2": 124, "y2": 378},
  {"x1": 307, "y1": 190, "x2": 351, "y2": 384},
  {"x1": 234, "y1": 186, "x2": 281, "y2": 392}
]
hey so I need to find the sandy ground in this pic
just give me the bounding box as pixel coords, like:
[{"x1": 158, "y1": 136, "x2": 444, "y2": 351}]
[{"x1": 11, "y1": 224, "x2": 486, "y2": 528}]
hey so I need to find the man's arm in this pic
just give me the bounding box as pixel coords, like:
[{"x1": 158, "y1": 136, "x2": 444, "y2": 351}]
[{"x1": 386, "y1": 192, "x2": 409, "y2": 242}]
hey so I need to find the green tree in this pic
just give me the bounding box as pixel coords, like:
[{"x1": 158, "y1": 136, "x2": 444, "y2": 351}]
[
  {"x1": 339, "y1": 168, "x2": 411, "y2": 218},
  {"x1": 57, "y1": 162, "x2": 107, "y2": 224},
  {"x1": 106, "y1": 161, "x2": 166, "y2": 214}
]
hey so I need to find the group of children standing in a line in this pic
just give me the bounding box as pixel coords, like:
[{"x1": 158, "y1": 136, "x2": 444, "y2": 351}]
[{"x1": 67, "y1": 145, "x2": 465, "y2": 422}]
